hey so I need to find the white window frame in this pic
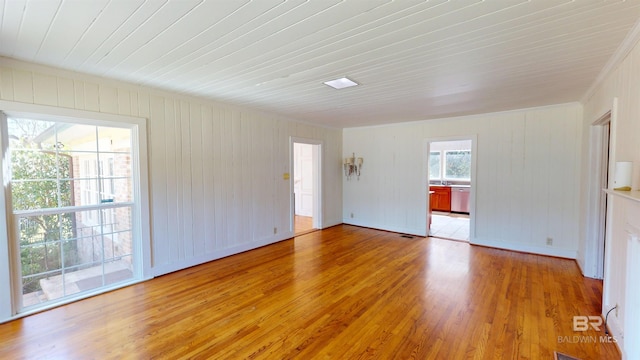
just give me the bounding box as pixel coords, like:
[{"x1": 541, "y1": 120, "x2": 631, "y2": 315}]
[{"x1": 0, "y1": 101, "x2": 152, "y2": 322}]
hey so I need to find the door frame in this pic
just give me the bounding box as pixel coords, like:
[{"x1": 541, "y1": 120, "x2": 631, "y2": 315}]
[
  {"x1": 424, "y1": 135, "x2": 477, "y2": 240},
  {"x1": 290, "y1": 137, "x2": 323, "y2": 231},
  {"x1": 583, "y1": 98, "x2": 618, "y2": 279}
]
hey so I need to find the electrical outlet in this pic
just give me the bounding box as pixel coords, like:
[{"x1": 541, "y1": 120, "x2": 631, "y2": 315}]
[
  {"x1": 273, "y1": 227, "x2": 277, "y2": 234},
  {"x1": 350, "y1": 212, "x2": 354, "y2": 218},
  {"x1": 546, "y1": 237, "x2": 553, "y2": 246}
]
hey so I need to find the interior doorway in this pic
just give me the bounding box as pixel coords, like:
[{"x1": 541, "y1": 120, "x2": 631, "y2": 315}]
[
  {"x1": 597, "y1": 121, "x2": 610, "y2": 278},
  {"x1": 425, "y1": 136, "x2": 477, "y2": 242},
  {"x1": 291, "y1": 138, "x2": 322, "y2": 236},
  {"x1": 586, "y1": 108, "x2": 614, "y2": 279}
]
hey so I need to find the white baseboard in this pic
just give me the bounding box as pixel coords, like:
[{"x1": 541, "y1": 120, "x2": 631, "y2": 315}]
[
  {"x1": 152, "y1": 231, "x2": 295, "y2": 276},
  {"x1": 470, "y1": 237, "x2": 577, "y2": 259},
  {"x1": 342, "y1": 219, "x2": 426, "y2": 237}
]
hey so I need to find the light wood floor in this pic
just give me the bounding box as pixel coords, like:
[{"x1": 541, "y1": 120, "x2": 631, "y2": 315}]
[
  {"x1": 0, "y1": 225, "x2": 619, "y2": 359},
  {"x1": 294, "y1": 214, "x2": 314, "y2": 235}
]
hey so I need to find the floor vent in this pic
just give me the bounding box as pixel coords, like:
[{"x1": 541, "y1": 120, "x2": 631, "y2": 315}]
[{"x1": 400, "y1": 235, "x2": 414, "y2": 239}]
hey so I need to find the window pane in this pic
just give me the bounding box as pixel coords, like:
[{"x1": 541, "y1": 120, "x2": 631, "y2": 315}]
[
  {"x1": 429, "y1": 151, "x2": 441, "y2": 180},
  {"x1": 98, "y1": 127, "x2": 131, "y2": 153},
  {"x1": 7, "y1": 118, "x2": 56, "y2": 150},
  {"x1": 445, "y1": 150, "x2": 471, "y2": 180},
  {"x1": 103, "y1": 259, "x2": 134, "y2": 287},
  {"x1": 12, "y1": 180, "x2": 60, "y2": 210},
  {"x1": 8, "y1": 115, "x2": 142, "y2": 312},
  {"x1": 57, "y1": 124, "x2": 98, "y2": 152},
  {"x1": 10, "y1": 149, "x2": 58, "y2": 180},
  {"x1": 75, "y1": 210, "x2": 104, "y2": 263}
]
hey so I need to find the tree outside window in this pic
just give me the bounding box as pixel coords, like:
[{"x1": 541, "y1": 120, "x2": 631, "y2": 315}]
[
  {"x1": 445, "y1": 150, "x2": 471, "y2": 180},
  {"x1": 9, "y1": 119, "x2": 77, "y2": 294}
]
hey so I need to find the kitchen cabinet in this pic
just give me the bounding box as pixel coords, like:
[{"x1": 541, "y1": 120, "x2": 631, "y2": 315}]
[
  {"x1": 428, "y1": 191, "x2": 434, "y2": 230},
  {"x1": 430, "y1": 186, "x2": 451, "y2": 212}
]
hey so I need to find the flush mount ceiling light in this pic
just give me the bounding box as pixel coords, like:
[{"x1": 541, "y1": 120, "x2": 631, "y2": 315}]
[{"x1": 323, "y1": 77, "x2": 359, "y2": 89}]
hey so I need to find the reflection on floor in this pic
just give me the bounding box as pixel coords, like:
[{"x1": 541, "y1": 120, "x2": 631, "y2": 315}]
[
  {"x1": 295, "y1": 215, "x2": 315, "y2": 236},
  {"x1": 430, "y1": 212, "x2": 469, "y2": 241}
]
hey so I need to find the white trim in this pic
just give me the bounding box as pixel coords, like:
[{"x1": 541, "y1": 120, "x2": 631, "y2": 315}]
[
  {"x1": 424, "y1": 135, "x2": 478, "y2": 240},
  {"x1": 583, "y1": 113, "x2": 609, "y2": 278},
  {"x1": 0, "y1": 100, "x2": 145, "y2": 127},
  {"x1": 583, "y1": 98, "x2": 617, "y2": 279},
  {"x1": 471, "y1": 237, "x2": 577, "y2": 259},
  {"x1": 290, "y1": 137, "x2": 324, "y2": 230},
  {"x1": 0, "y1": 111, "x2": 13, "y2": 320},
  {"x1": 152, "y1": 232, "x2": 294, "y2": 276},
  {"x1": 13, "y1": 202, "x2": 134, "y2": 216}
]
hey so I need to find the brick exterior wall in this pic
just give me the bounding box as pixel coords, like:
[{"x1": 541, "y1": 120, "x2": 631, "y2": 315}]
[{"x1": 71, "y1": 147, "x2": 133, "y2": 269}]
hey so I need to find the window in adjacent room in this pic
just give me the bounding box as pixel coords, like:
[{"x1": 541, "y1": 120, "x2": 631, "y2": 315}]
[
  {"x1": 429, "y1": 151, "x2": 441, "y2": 180},
  {"x1": 444, "y1": 150, "x2": 471, "y2": 180}
]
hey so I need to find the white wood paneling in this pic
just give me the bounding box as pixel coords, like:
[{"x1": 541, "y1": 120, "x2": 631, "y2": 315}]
[
  {"x1": 99, "y1": 85, "x2": 118, "y2": 114},
  {"x1": 32, "y1": 73, "x2": 58, "y2": 106},
  {"x1": 0, "y1": 59, "x2": 343, "y2": 288},
  {"x1": 12, "y1": 70, "x2": 33, "y2": 103},
  {"x1": 0, "y1": 69, "x2": 14, "y2": 101},
  {"x1": 343, "y1": 103, "x2": 583, "y2": 257},
  {"x1": 582, "y1": 31, "x2": 640, "y2": 359},
  {"x1": 57, "y1": 77, "x2": 75, "y2": 109},
  {"x1": 149, "y1": 95, "x2": 169, "y2": 266},
  {"x1": 84, "y1": 83, "x2": 100, "y2": 112},
  {"x1": 73, "y1": 80, "x2": 84, "y2": 110}
]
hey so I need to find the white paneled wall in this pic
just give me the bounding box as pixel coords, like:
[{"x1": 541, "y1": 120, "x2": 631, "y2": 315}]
[
  {"x1": 581, "y1": 32, "x2": 640, "y2": 360},
  {"x1": 343, "y1": 103, "x2": 583, "y2": 258},
  {"x1": 0, "y1": 58, "x2": 342, "y2": 277}
]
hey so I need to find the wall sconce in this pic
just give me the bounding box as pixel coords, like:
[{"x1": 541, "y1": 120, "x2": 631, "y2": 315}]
[{"x1": 344, "y1": 153, "x2": 363, "y2": 180}]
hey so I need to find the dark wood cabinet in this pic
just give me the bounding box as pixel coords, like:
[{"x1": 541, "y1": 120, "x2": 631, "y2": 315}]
[{"x1": 429, "y1": 186, "x2": 451, "y2": 212}]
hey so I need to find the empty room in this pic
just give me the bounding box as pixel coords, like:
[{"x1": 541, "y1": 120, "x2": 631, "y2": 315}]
[{"x1": 0, "y1": 1, "x2": 639, "y2": 359}]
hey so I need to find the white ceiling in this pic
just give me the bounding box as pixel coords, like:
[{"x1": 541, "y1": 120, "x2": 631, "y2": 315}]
[{"x1": 1, "y1": 0, "x2": 640, "y2": 128}]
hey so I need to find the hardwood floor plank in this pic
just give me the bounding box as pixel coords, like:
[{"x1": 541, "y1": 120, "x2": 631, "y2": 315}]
[{"x1": 0, "y1": 225, "x2": 620, "y2": 359}]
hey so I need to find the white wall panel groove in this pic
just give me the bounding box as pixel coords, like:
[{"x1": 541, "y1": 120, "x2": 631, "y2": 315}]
[
  {"x1": 343, "y1": 103, "x2": 583, "y2": 258},
  {"x1": 581, "y1": 31, "x2": 640, "y2": 359},
  {"x1": 0, "y1": 60, "x2": 342, "y2": 277}
]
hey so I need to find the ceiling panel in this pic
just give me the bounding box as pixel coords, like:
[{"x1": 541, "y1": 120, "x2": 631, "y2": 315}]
[
  {"x1": 1, "y1": 0, "x2": 639, "y2": 128},
  {"x1": 62, "y1": 0, "x2": 147, "y2": 68},
  {"x1": 12, "y1": 0, "x2": 60, "y2": 59},
  {"x1": 77, "y1": 0, "x2": 170, "y2": 70}
]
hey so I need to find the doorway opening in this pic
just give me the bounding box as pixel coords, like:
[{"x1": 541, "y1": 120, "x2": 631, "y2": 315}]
[
  {"x1": 291, "y1": 138, "x2": 322, "y2": 236},
  {"x1": 586, "y1": 107, "x2": 615, "y2": 279},
  {"x1": 426, "y1": 138, "x2": 476, "y2": 242}
]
